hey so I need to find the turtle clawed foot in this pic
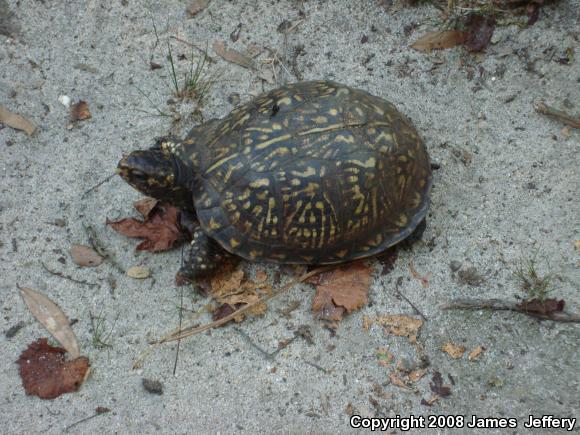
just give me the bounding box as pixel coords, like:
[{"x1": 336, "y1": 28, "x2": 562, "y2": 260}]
[{"x1": 175, "y1": 228, "x2": 226, "y2": 285}]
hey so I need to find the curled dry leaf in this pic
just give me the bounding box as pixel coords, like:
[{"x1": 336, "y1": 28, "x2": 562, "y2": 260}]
[
  {"x1": 463, "y1": 14, "x2": 496, "y2": 52},
  {"x1": 127, "y1": 266, "x2": 151, "y2": 279},
  {"x1": 70, "y1": 100, "x2": 91, "y2": 121},
  {"x1": 209, "y1": 264, "x2": 271, "y2": 322},
  {"x1": 411, "y1": 30, "x2": 465, "y2": 52},
  {"x1": 108, "y1": 200, "x2": 189, "y2": 252},
  {"x1": 311, "y1": 263, "x2": 372, "y2": 321},
  {"x1": 0, "y1": 105, "x2": 36, "y2": 135},
  {"x1": 70, "y1": 244, "x2": 103, "y2": 267},
  {"x1": 442, "y1": 342, "x2": 466, "y2": 359},
  {"x1": 19, "y1": 287, "x2": 80, "y2": 358},
  {"x1": 17, "y1": 338, "x2": 90, "y2": 400},
  {"x1": 212, "y1": 40, "x2": 256, "y2": 70},
  {"x1": 409, "y1": 368, "x2": 427, "y2": 383},
  {"x1": 468, "y1": 345, "x2": 485, "y2": 361},
  {"x1": 376, "y1": 314, "x2": 423, "y2": 343},
  {"x1": 186, "y1": 0, "x2": 210, "y2": 17}
]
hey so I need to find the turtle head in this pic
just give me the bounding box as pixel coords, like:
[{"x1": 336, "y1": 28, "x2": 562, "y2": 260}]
[{"x1": 117, "y1": 144, "x2": 195, "y2": 209}]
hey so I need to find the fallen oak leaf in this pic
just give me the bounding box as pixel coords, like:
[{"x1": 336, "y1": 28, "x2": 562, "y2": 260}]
[
  {"x1": 0, "y1": 105, "x2": 36, "y2": 135},
  {"x1": 17, "y1": 338, "x2": 90, "y2": 400},
  {"x1": 212, "y1": 40, "x2": 256, "y2": 70},
  {"x1": 410, "y1": 30, "x2": 465, "y2": 52},
  {"x1": 311, "y1": 262, "x2": 372, "y2": 321},
  {"x1": 70, "y1": 244, "x2": 103, "y2": 267},
  {"x1": 108, "y1": 201, "x2": 188, "y2": 252},
  {"x1": 19, "y1": 286, "x2": 80, "y2": 358}
]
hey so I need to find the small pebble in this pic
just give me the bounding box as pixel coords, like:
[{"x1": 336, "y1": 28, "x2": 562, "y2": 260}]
[{"x1": 142, "y1": 378, "x2": 163, "y2": 395}]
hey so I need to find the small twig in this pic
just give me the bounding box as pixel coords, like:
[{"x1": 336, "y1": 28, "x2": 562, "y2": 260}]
[
  {"x1": 41, "y1": 262, "x2": 99, "y2": 288},
  {"x1": 133, "y1": 265, "x2": 336, "y2": 368},
  {"x1": 303, "y1": 360, "x2": 328, "y2": 373},
  {"x1": 442, "y1": 298, "x2": 580, "y2": 323},
  {"x1": 169, "y1": 36, "x2": 215, "y2": 63},
  {"x1": 83, "y1": 224, "x2": 125, "y2": 274},
  {"x1": 394, "y1": 277, "x2": 428, "y2": 321},
  {"x1": 172, "y1": 286, "x2": 184, "y2": 376},
  {"x1": 81, "y1": 173, "x2": 115, "y2": 198},
  {"x1": 235, "y1": 327, "x2": 279, "y2": 360},
  {"x1": 534, "y1": 102, "x2": 580, "y2": 129},
  {"x1": 64, "y1": 407, "x2": 110, "y2": 432}
]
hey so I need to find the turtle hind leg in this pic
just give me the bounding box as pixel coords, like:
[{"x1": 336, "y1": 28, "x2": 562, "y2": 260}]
[{"x1": 176, "y1": 227, "x2": 228, "y2": 284}]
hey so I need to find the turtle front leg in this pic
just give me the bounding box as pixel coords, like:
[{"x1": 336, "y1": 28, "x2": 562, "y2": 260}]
[{"x1": 176, "y1": 227, "x2": 228, "y2": 283}]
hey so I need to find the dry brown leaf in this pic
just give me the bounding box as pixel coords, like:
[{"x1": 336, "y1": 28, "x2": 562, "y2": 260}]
[
  {"x1": 311, "y1": 263, "x2": 372, "y2": 321},
  {"x1": 133, "y1": 197, "x2": 159, "y2": 218},
  {"x1": 70, "y1": 100, "x2": 91, "y2": 121},
  {"x1": 376, "y1": 314, "x2": 423, "y2": 343},
  {"x1": 421, "y1": 395, "x2": 440, "y2": 406},
  {"x1": 108, "y1": 201, "x2": 188, "y2": 252},
  {"x1": 409, "y1": 368, "x2": 427, "y2": 383},
  {"x1": 442, "y1": 342, "x2": 466, "y2": 359},
  {"x1": 463, "y1": 14, "x2": 496, "y2": 52},
  {"x1": 17, "y1": 338, "x2": 90, "y2": 399},
  {"x1": 19, "y1": 287, "x2": 80, "y2": 358},
  {"x1": 186, "y1": 0, "x2": 210, "y2": 16},
  {"x1": 411, "y1": 30, "x2": 465, "y2": 52},
  {"x1": 210, "y1": 266, "x2": 270, "y2": 321},
  {"x1": 212, "y1": 40, "x2": 256, "y2": 70},
  {"x1": 389, "y1": 372, "x2": 412, "y2": 390},
  {"x1": 69, "y1": 244, "x2": 103, "y2": 267},
  {"x1": 0, "y1": 105, "x2": 36, "y2": 135},
  {"x1": 409, "y1": 262, "x2": 431, "y2": 288},
  {"x1": 468, "y1": 345, "x2": 485, "y2": 361},
  {"x1": 127, "y1": 266, "x2": 151, "y2": 279}
]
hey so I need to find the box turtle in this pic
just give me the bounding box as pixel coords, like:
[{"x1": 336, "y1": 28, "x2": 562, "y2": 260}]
[{"x1": 117, "y1": 81, "x2": 432, "y2": 281}]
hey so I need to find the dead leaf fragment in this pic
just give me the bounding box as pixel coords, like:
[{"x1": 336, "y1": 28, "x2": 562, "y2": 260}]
[
  {"x1": 70, "y1": 244, "x2": 103, "y2": 267},
  {"x1": 212, "y1": 40, "x2": 256, "y2": 70},
  {"x1": 108, "y1": 201, "x2": 188, "y2": 252},
  {"x1": 389, "y1": 372, "x2": 412, "y2": 390},
  {"x1": 127, "y1": 266, "x2": 151, "y2": 279},
  {"x1": 70, "y1": 100, "x2": 91, "y2": 121},
  {"x1": 430, "y1": 371, "x2": 451, "y2": 397},
  {"x1": 376, "y1": 314, "x2": 423, "y2": 343},
  {"x1": 463, "y1": 14, "x2": 496, "y2": 52},
  {"x1": 186, "y1": 0, "x2": 210, "y2": 17},
  {"x1": 0, "y1": 105, "x2": 36, "y2": 135},
  {"x1": 409, "y1": 368, "x2": 427, "y2": 383},
  {"x1": 19, "y1": 287, "x2": 80, "y2": 358},
  {"x1": 411, "y1": 30, "x2": 465, "y2": 52},
  {"x1": 311, "y1": 263, "x2": 372, "y2": 321},
  {"x1": 254, "y1": 268, "x2": 268, "y2": 282},
  {"x1": 376, "y1": 347, "x2": 394, "y2": 366},
  {"x1": 442, "y1": 342, "x2": 466, "y2": 359},
  {"x1": 17, "y1": 338, "x2": 90, "y2": 399},
  {"x1": 468, "y1": 345, "x2": 485, "y2": 361},
  {"x1": 516, "y1": 298, "x2": 565, "y2": 315}
]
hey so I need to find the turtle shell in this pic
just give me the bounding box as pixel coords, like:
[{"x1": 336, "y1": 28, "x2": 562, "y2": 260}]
[{"x1": 191, "y1": 81, "x2": 432, "y2": 264}]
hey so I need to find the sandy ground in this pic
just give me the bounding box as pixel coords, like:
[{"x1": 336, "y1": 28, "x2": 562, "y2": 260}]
[{"x1": 1, "y1": 0, "x2": 579, "y2": 433}]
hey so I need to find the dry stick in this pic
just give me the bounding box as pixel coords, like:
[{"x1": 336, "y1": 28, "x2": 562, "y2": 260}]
[
  {"x1": 132, "y1": 265, "x2": 336, "y2": 369},
  {"x1": 81, "y1": 173, "x2": 115, "y2": 198},
  {"x1": 442, "y1": 298, "x2": 580, "y2": 323},
  {"x1": 41, "y1": 262, "x2": 99, "y2": 288},
  {"x1": 534, "y1": 102, "x2": 580, "y2": 129}
]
